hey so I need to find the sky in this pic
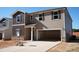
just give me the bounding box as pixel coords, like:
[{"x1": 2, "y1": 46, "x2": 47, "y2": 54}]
[{"x1": 0, "y1": 7, "x2": 79, "y2": 29}]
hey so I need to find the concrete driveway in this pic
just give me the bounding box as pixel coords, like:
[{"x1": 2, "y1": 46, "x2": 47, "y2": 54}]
[{"x1": 0, "y1": 41, "x2": 60, "y2": 52}]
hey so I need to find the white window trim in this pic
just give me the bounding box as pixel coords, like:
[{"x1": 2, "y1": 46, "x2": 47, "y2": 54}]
[
  {"x1": 16, "y1": 29, "x2": 20, "y2": 37},
  {"x1": 12, "y1": 24, "x2": 25, "y2": 26},
  {"x1": 16, "y1": 15, "x2": 21, "y2": 23}
]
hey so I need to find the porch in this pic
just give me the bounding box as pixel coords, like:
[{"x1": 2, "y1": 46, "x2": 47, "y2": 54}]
[{"x1": 25, "y1": 24, "x2": 61, "y2": 41}]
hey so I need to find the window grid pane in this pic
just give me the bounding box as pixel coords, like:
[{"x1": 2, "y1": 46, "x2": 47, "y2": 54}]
[{"x1": 16, "y1": 15, "x2": 21, "y2": 23}]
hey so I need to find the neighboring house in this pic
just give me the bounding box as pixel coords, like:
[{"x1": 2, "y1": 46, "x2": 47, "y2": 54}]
[
  {"x1": 73, "y1": 32, "x2": 79, "y2": 38},
  {"x1": 73, "y1": 29, "x2": 79, "y2": 38},
  {"x1": 12, "y1": 7, "x2": 72, "y2": 42},
  {"x1": 0, "y1": 18, "x2": 12, "y2": 40}
]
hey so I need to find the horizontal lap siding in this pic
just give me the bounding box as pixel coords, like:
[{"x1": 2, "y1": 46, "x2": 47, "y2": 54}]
[
  {"x1": 12, "y1": 25, "x2": 25, "y2": 37},
  {"x1": 13, "y1": 13, "x2": 24, "y2": 24},
  {"x1": 25, "y1": 28, "x2": 31, "y2": 40}
]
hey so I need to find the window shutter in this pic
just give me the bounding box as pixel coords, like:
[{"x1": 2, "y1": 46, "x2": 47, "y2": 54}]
[
  {"x1": 31, "y1": 16, "x2": 32, "y2": 20},
  {"x1": 21, "y1": 14, "x2": 23, "y2": 22},
  {"x1": 58, "y1": 10, "x2": 61, "y2": 19},
  {"x1": 30, "y1": 16, "x2": 33, "y2": 23},
  {"x1": 43, "y1": 13, "x2": 45, "y2": 21}
]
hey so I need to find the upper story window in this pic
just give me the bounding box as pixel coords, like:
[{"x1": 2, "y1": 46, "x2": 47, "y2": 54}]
[
  {"x1": 53, "y1": 12, "x2": 59, "y2": 19},
  {"x1": 2, "y1": 22, "x2": 6, "y2": 26},
  {"x1": 39, "y1": 13, "x2": 44, "y2": 21},
  {"x1": 51, "y1": 10, "x2": 61, "y2": 20},
  {"x1": 16, "y1": 14, "x2": 21, "y2": 23},
  {"x1": 30, "y1": 16, "x2": 32, "y2": 20}
]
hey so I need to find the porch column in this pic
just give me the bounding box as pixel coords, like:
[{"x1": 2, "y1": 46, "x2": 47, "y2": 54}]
[
  {"x1": 31, "y1": 27, "x2": 33, "y2": 41},
  {"x1": 2, "y1": 32, "x2": 4, "y2": 40},
  {"x1": 36, "y1": 29, "x2": 38, "y2": 41}
]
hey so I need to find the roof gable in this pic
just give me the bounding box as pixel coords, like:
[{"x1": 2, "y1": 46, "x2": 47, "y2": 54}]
[
  {"x1": 0, "y1": 18, "x2": 6, "y2": 23},
  {"x1": 12, "y1": 11, "x2": 24, "y2": 16}
]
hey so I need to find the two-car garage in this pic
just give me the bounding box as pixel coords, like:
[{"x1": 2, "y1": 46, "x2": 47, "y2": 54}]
[{"x1": 38, "y1": 30, "x2": 61, "y2": 41}]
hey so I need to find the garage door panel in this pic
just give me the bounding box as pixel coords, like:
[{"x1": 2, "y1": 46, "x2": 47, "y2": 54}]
[{"x1": 38, "y1": 30, "x2": 61, "y2": 41}]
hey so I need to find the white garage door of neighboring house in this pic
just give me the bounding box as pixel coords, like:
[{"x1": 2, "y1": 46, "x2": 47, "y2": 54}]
[{"x1": 38, "y1": 30, "x2": 61, "y2": 41}]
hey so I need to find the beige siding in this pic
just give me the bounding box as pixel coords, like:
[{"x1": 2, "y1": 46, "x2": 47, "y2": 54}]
[
  {"x1": 12, "y1": 26, "x2": 25, "y2": 36},
  {"x1": 12, "y1": 12, "x2": 25, "y2": 40},
  {"x1": 25, "y1": 14, "x2": 31, "y2": 25},
  {"x1": 12, "y1": 8, "x2": 72, "y2": 42},
  {"x1": 33, "y1": 9, "x2": 66, "y2": 41},
  {"x1": 33, "y1": 11, "x2": 65, "y2": 29},
  {"x1": 12, "y1": 25, "x2": 25, "y2": 40},
  {"x1": 13, "y1": 13, "x2": 25, "y2": 24},
  {"x1": 25, "y1": 28, "x2": 31, "y2": 40}
]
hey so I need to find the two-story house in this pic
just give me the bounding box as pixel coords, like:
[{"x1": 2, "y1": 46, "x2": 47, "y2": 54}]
[
  {"x1": 0, "y1": 18, "x2": 12, "y2": 40},
  {"x1": 12, "y1": 7, "x2": 72, "y2": 42}
]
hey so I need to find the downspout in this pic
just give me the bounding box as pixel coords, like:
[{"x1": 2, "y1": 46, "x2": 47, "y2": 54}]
[{"x1": 24, "y1": 12, "x2": 26, "y2": 40}]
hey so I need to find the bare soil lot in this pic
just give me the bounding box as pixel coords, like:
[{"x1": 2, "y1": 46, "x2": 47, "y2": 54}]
[
  {"x1": 48, "y1": 42, "x2": 79, "y2": 52},
  {"x1": 0, "y1": 41, "x2": 60, "y2": 52},
  {"x1": 0, "y1": 40, "x2": 79, "y2": 52},
  {"x1": 0, "y1": 40, "x2": 16, "y2": 49}
]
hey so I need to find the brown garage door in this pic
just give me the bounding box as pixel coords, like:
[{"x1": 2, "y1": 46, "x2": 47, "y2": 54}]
[
  {"x1": 38, "y1": 30, "x2": 61, "y2": 41},
  {"x1": 0, "y1": 33, "x2": 2, "y2": 40}
]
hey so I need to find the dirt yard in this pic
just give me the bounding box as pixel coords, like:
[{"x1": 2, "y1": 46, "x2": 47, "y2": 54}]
[
  {"x1": 0, "y1": 40, "x2": 16, "y2": 49},
  {"x1": 47, "y1": 42, "x2": 79, "y2": 52},
  {"x1": 0, "y1": 40, "x2": 79, "y2": 52}
]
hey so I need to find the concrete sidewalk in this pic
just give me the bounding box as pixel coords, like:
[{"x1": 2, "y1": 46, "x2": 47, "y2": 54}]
[{"x1": 0, "y1": 41, "x2": 60, "y2": 52}]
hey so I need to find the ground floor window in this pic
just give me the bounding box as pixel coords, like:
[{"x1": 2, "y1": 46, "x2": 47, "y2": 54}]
[{"x1": 16, "y1": 29, "x2": 20, "y2": 37}]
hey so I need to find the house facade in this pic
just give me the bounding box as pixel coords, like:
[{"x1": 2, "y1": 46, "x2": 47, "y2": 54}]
[
  {"x1": 0, "y1": 18, "x2": 12, "y2": 40},
  {"x1": 12, "y1": 7, "x2": 72, "y2": 42}
]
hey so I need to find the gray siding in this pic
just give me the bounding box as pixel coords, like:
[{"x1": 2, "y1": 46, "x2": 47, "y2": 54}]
[
  {"x1": 4, "y1": 29, "x2": 12, "y2": 40},
  {"x1": 65, "y1": 8, "x2": 72, "y2": 40},
  {"x1": 0, "y1": 19, "x2": 12, "y2": 40}
]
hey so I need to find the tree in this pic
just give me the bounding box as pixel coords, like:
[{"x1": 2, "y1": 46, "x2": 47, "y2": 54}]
[{"x1": 73, "y1": 29, "x2": 79, "y2": 32}]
